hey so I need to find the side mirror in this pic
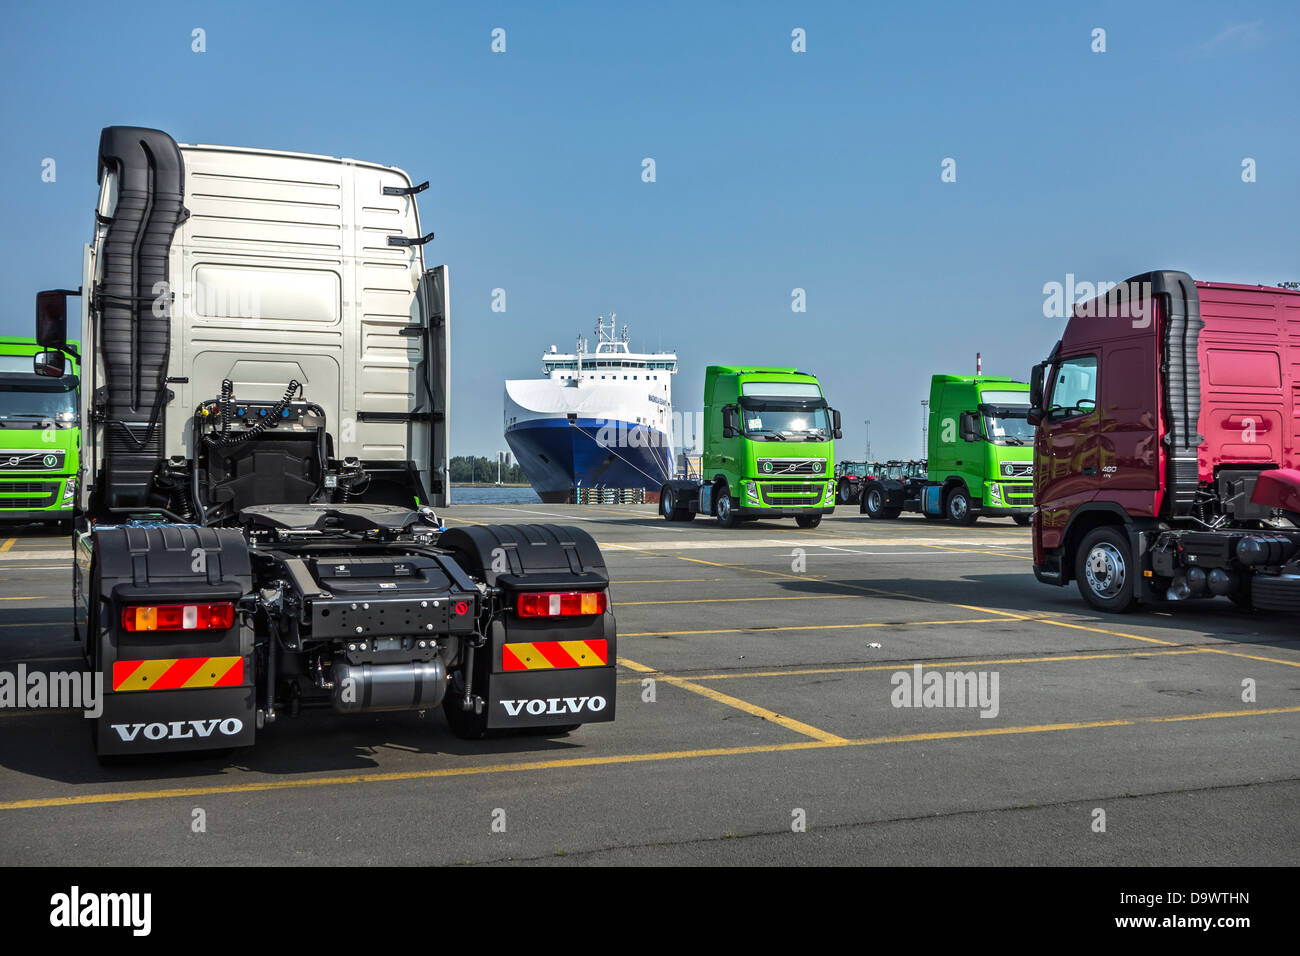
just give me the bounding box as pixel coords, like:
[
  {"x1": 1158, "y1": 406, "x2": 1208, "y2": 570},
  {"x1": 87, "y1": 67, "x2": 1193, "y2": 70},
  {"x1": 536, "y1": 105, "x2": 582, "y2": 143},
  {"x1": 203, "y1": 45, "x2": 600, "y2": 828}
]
[
  {"x1": 36, "y1": 289, "x2": 74, "y2": 349},
  {"x1": 831, "y1": 408, "x2": 842, "y2": 439},
  {"x1": 958, "y1": 410, "x2": 980, "y2": 442},
  {"x1": 1026, "y1": 408, "x2": 1043, "y2": 427},
  {"x1": 1029, "y1": 362, "x2": 1045, "y2": 410},
  {"x1": 34, "y1": 350, "x2": 66, "y2": 378},
  {"x1": 722, "y1": 405, "x2": 739, "y2": 439}
]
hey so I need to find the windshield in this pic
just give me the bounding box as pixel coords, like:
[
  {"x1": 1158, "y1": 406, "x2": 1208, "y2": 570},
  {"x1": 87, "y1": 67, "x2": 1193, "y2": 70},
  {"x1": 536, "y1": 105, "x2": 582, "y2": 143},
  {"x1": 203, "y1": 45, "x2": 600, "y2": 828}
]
[
  {"x1": 980, "y1": 407, "x2": 1034, "y2": 445},
  {"x1": 0, "y1": 377, "x2": 78, "y2": 426},
  {"x1": 741, "y1": 405, "x2": 831, "y2": 442},
  {"x1": 843, "y1": 462, "x2": 866, "y2": 477}
]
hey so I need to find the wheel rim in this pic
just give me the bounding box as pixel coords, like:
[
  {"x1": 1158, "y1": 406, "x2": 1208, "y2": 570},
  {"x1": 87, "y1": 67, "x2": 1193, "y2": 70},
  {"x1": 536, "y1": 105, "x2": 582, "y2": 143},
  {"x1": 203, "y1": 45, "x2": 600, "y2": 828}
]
[
  {"x1": 663, "y1": 490, "x2": 675, "y2": 513},
  {"x1": 717, "y1": 495, "x2": 731, "y2": 522},
  {"x1": 949, "y1": 494, "x2": 967, "y2": 520},
  {"x1": 1084, "y1": 542, "x2": 1127, "y2": 598},
  {"x1": 868, "y1": 489, "x2": 882, "y2": 512}
]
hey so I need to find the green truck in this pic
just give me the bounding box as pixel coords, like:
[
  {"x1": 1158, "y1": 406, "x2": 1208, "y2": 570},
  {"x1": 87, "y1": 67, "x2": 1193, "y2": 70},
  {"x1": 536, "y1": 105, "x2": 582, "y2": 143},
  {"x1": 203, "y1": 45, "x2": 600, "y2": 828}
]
[
  {"x1": 660, "y1": 365, "x2": 841, "y2": 528},
  {"x1": 859, "y1": 374, "x2": 1033, "y2": 526},
  {"x1": 0, "y1": 336, "x2": 80, "y2": 526}
]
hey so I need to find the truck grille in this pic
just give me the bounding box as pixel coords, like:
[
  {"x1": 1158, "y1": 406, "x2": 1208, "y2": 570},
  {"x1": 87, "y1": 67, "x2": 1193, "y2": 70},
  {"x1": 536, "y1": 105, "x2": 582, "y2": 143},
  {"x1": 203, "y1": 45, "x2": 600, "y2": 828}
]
[
  {"x1": 1, "y1": 482, "x2": 59, "y2": 495},
  {"x1": 760, "y1": 482, "x2": 821, "y2": 504},
  {"x1": 757, "y1": 459, "x2": 826, "y2": 477},
  {"x1": 1001, "y1": 462, "x2": 1033, "y2": 479},
  {"x1": 0, "y1": 450, "x2": 65, "y2": 471},
  {"x1": 1003, "y1": 485, "x2": 1034, "y2": 505}
]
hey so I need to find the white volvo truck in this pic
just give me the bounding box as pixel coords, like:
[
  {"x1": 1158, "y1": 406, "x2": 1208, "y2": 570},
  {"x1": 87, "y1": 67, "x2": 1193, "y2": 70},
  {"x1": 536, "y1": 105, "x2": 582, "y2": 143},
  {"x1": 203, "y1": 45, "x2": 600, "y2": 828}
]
[{"x1": 34, "y1": 126, "x2": 616, "y2": 759}]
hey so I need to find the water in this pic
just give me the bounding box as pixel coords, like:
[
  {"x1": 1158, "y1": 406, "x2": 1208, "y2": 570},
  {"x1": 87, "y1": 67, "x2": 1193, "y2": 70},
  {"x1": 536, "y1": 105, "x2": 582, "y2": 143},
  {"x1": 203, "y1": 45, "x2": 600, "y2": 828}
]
[{"x1": 450, "y1": 486, "x2": 542, "y2": 505}]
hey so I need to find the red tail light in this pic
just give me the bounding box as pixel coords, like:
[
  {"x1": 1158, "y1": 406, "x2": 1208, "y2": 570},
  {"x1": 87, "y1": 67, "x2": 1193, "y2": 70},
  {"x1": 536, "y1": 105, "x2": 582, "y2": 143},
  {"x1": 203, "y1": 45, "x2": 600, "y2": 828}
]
[
  {"x1": 516, "y1": 591, "x2": 608, "y2": 618},
  {"x1": 122, "y1": 602, "x2": 236, "y2": 632}
]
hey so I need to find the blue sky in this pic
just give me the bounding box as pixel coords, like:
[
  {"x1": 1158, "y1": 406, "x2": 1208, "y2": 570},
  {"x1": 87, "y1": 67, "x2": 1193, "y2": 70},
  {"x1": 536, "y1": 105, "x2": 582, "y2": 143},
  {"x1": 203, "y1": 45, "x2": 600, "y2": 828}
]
[{"x1": 1, "y1": 0, "x2": 1296, "y2": 460}]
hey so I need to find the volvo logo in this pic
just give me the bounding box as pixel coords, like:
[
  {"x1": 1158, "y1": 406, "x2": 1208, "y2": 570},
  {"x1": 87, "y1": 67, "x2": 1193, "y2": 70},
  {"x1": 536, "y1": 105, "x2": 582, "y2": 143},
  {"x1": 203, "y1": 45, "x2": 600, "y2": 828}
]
[
  {"x1": 498, "y1": 696, "x2": 607, "y2": 717},
  {"x1": 110, "y1": 717, "x2": 244, "y2": 741}
]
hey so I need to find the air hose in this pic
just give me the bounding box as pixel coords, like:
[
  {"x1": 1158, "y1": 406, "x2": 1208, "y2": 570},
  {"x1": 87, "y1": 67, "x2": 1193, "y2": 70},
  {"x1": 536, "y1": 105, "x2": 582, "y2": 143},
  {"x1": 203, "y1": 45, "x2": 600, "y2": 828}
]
[{"x1": 205, "y1": 379, "x2": 302, "y2": 448}]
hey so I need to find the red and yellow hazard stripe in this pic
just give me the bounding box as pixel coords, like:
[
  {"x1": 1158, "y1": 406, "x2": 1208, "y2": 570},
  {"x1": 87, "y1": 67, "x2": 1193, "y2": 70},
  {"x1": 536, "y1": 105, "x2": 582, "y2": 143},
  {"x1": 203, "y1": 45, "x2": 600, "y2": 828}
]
[
  {"x1": 502, "y1": 640, "x2": 608, "y2": 671},
  {"x1": 112, "y1": 656, "x2": 244, "y2": 692}
]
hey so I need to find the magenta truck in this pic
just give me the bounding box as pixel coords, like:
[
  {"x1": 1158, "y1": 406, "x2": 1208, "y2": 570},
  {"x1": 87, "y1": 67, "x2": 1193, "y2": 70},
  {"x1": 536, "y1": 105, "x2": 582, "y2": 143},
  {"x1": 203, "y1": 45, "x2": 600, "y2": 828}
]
[{"x1": 1029, "y1": 270, "x2": 1300, "y2": 612}]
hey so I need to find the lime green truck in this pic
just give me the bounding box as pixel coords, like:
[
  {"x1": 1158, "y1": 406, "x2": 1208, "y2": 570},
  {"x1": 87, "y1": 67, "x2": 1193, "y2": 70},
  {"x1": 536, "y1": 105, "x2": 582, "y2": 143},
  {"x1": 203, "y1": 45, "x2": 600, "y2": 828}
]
[
  {"x1": 659, "y1": 366, "x2": 841, "y2": 528},
  {"x1": 859, "y1": 374, "x2": 1034, "y2": 526},
  {"x1": 0, "y1": 336, "x2": 80, "y2": 525}
]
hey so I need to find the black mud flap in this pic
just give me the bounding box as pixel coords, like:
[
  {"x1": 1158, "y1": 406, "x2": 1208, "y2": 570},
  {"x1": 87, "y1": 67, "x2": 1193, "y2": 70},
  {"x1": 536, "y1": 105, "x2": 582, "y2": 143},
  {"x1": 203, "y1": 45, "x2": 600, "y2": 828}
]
[
  {"x1": 439, "y1": 524, "x2": 617, "y2": 731},
  {"x1": 96, "y1": 687, "x2": 256, "y2": 756},
  {"x1": 91, "y1": 525, "x2": 256, "y2": 756},
  {"x1": 486, "y1": 666, "x2": 616, "y2": 729}
]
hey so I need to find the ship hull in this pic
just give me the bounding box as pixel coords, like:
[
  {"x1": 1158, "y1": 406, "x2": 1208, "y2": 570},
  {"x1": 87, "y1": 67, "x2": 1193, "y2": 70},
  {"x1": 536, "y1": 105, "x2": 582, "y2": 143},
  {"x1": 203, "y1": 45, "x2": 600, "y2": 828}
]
[{"x1": 505, "y1": 417, "x2": 672, "y2": 502}]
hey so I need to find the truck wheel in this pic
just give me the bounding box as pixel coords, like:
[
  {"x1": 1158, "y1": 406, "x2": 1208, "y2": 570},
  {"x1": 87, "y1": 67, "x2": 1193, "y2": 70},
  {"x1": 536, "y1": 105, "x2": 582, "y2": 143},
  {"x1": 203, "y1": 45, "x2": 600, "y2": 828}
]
[
  {"x1": 1012, "y1": 514, "x2": 1031, "y2": 527},
  {"x1": 715, "y1": 488, "x2": 740, "y2": 528},
  {"x1": 795, "y1": 515, "x2": 822, "y2": 529},
  {"x1": 443, "y1": 699, "x2": 488, "y2": 739},
  {"x1": 862, "y1": 486, "x2": 895, "y2": 520},
  {"x1": 1075, "y1": 527, "x2": 1136, "y2": 613},
  {"x1": 946, "y1": 488, "x2": 977, "y2": 526},
  {"x1": 837, "y1": 481, "x2": 856, "y2": 505},
  {"x1": 660, "y1": 486, "x2": 678, "y2": 521},
  {"x1": 442, "y1": 672, "x2": 490, "y2": 739}
]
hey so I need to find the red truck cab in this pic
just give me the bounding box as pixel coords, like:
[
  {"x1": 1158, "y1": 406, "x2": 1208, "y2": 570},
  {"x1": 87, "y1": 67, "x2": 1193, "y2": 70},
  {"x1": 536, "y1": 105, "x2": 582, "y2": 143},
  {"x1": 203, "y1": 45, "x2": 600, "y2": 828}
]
[{"x1": 1029, "y1": 271, "x2": 1300, "y2": 611}]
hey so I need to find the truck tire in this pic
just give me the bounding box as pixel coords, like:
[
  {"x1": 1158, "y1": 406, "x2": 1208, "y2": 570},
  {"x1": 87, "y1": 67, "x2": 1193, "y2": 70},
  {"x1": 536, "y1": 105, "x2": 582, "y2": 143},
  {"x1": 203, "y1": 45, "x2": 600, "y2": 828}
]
[
  {"x1": 1075, "y1": 527, "x2": 1137, "y2": 613},
  {"x1": 946, "y1": 487, "x2": 977, "y2": 526},
  {"x1": 660, "y1": 485, "x2": 692, "y2": 521},
  {"x1": 862, "y1": 485, "x2": 896, "y2": 520},
  {"x1": 837, "y1": 480, "x2": 857, "y2": 505},
  {"x1": 443, "y1": 694, "x2": 490, "y2": 739},
  {"x1": 795, "y1": 515, "x2": 822, "y2": 529},
  {"x1": 715, "y1": 487, "x2": 740, "y2": 528}
]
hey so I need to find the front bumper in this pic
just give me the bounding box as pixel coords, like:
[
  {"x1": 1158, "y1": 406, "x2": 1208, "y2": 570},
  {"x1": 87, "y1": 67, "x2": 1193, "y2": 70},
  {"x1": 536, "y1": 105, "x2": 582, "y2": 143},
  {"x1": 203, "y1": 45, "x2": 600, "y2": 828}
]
[
  {"x1": 736, "y1": 505, "x2": 835, "y2": 519},
  {"x1": 983, "y1": 480, "x2": 1033, "y2": 516},
  {"x1": 0, "y1": 507, "x2": 72, "y2": 522},
  {"x1": 978, "y1": 503, "x2": 1033, "y2": 518}
]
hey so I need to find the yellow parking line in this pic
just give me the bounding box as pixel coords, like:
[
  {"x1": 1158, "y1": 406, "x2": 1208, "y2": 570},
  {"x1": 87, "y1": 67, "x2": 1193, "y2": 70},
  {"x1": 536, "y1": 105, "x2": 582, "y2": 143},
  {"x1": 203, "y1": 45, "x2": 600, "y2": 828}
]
[
  {"x1": 0, "y1": 538, "x2": 15, "y2": 552},
  {"x1": 1040, "y1": 618, "x2": 1300, "y2": 667},
  {"x1": 0, "y1": 596, "x2": 50, "y2": 601},
  {"x1": 616, "y1": 578, "x2": 725, "y2": 584},
  {"x1": 621, "y1": 618, "x2": 1015, "y2": 638},
  {"x1": 618, "y1": 647, "x2": 1213, "y2": 683},
  {"x1": 4, "y1": 705, "x2": 1295, "y2": 813},
  {"x1": 664, "y1": 552, "x2": 1033, "y2": 623},
  {"x1": 618, "y1": 594, "x2": 862, "y2": 607},
  {"x1": 924, "y1": 544, "x2": 1032, "y2": 561},
  {"x1": 658, "y1": 675, "x2": 848, "y2": 743}
]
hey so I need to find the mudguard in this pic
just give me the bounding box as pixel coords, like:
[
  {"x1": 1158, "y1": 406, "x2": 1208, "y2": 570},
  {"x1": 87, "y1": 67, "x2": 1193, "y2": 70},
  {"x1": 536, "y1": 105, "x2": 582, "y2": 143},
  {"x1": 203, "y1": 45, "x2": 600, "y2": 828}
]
[
  {"x1": 90, "y1": 525, "x2": 256, "y2": 756},
  {"x1": 439, "y1": 524, "x2": 617, "y2": 728}
]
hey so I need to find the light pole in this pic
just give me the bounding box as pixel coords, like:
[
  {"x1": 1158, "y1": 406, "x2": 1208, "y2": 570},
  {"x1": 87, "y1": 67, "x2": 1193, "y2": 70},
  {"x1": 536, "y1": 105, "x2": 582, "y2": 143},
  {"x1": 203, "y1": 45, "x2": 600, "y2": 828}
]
[
  {"x1": 920, "y1": 400, "x2": 929, "y2": 458},
  {"x1": 863, "y1": 419, "x2": 871, "y2": 461}
]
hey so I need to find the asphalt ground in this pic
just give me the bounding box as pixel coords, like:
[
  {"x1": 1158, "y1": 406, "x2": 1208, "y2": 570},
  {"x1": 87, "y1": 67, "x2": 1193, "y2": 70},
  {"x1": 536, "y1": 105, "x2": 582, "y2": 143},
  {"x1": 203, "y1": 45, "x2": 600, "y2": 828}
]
[{"x1": 0, "y1": 505, "x2": 1296, "y2": 866}]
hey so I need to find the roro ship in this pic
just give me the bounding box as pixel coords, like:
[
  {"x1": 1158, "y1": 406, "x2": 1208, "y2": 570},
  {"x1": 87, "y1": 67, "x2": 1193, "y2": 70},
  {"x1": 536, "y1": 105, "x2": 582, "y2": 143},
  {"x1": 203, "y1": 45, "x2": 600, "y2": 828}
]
[{"x1": 504, "y1": 317, "x2": 677, "y2": 503}]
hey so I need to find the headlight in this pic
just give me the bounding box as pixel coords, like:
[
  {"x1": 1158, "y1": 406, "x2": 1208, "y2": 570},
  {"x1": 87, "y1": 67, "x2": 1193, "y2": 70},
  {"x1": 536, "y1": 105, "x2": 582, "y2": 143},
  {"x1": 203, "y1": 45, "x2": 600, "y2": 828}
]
[
  {"x1": 823, "y1": 482, "x2": 835, "y2": 504},
  {"x1": 745, "y1": 480, "x2": 759, "y2": 501},
  {"x1": 989, "y1": 482, "x2": 1002, "y2": 503},
  {"x1": 63, "y1": 478, "x2": 77, "y2": 500}
]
